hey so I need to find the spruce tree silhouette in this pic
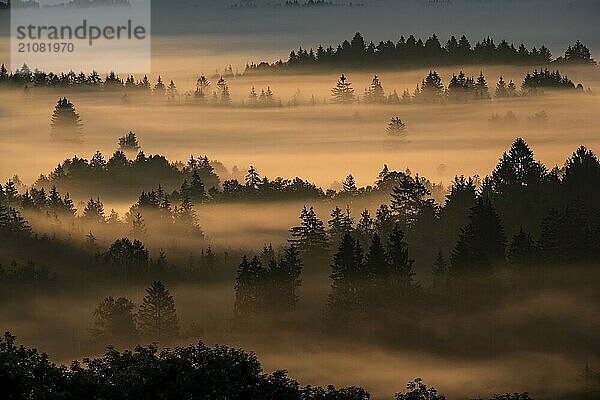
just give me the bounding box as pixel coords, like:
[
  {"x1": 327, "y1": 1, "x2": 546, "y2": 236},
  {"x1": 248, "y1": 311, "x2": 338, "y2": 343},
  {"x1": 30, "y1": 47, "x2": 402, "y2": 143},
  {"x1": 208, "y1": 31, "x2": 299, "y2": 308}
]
[
  {"x1": 195, "y1": 75, "x2": 210, "y2": 101},
  {"x1": 364, "y1": 75, "x2": 386, "y2": 103},
  {"x1": 495, "y1": 76, "x2": 509, "y2": 97},
  {"x1": 417, "y1": 71, "x2": 444, "y2": 102},
  {"x1": 153, "y1": 76, "x2": 166, "y2": 96},
  {"x1": 138, "y1": 281, "x2": 179, "y2": 342},
  {"x1": 50, "y1": 97, "x2": 83, "y2": 142},
  {"x1": 331, "y1": 74, "x2": 355, "y2": 104},
  {"x1": 450, "y1": 198, "x2": 506, "y2": 275},
  {"x1": 118, "y1": 131, "x2": 140, "y2": 154},
  {"x1": 390, "y1": 174, "x2": 431, "y2": 228},
  {"x1": 475, "y1": 71, "x2": 491, "y2": 99},
  {"x1": 386, "y1": 117, "x2": 407, "y2": 135},
  {"x1": 364, "y1": 232, "x2": 387, "y2": 288},
  {"x1": 268, "y1": 245, "x2": 303, "y2": 312},
  {"x1": 289, "y1": 206, "x2": 328, "y2": 257},
  {"x1": 564, "y1": 40, "x2": 596, "y2": 64},
  {"x1": 328, "y1": 206, "x2": 353, "y2": 247},
  {"x1": 234, "y1": 255, "x2": 264, "y2": 318},
  {"x1": 83, "y1": 198, "x2": 105, "y2": 223},
  {"x1": 386, "y1": 223, "x2": 415, "y2": 291},
  {"x1": 328, "y1": 232, "x2": 364, "y2": 314}
]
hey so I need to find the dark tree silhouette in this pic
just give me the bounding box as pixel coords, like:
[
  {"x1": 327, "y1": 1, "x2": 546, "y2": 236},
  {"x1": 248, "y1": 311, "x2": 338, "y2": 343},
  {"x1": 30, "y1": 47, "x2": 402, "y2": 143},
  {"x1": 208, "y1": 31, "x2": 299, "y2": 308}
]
[
  {"x1": 289, "y1": 206, "x2": 329, "y2": 257},
  {"x1": 390, "y1": 174, "x2": 432, "y2": 228},
  {"x1": 99, "y1": 238, "x2": 149, "y2": 279},
  {"x1": 328, "y1": 206, "x2": 353, "y2": 247},
  {"x1": 328, "y1": 232, "x2": 365, "y2": 315},
  {"x1": 386, "y1": 117, "x2": 407, "y2": 135},
  {"x1": 83, "y1": 198, "x2": 105, "y2": 223},
  {"x1": 450, "y1": 198, "x2": 506, "y2": 275},
  {"x1": 417, "y1": 71, "x2": 444, "y2": 102},
  {"x1": 386, "y1": 223, "x2": 415, "y2": 288},
  {"x1": 331, "y1": 74, "x2": 355, "y2": 104},
  {"x1": 118, "y1": 131, "x2": 140, "y2": 154},
  {"x1": 50, "y1": 97, "x2": 83, "y2": 142},
  {"x1": 395, "y1": 378, "x2": 445, "y2": 400},
  {"x1": 137, "y1": 281, "x2": 179, "y2": 342},
  {"x1": 234, "y1": 256, "x2": 264, "y2": 318},
  {"x1": 364, "y1": 75, "x2": 386, "y2": 104},
  {"x1": 564, "y1": 40, "x2": 596, "y2": 64},
  {"x1": 91, "y1": 296, "x2": 138, "y2": 345}
]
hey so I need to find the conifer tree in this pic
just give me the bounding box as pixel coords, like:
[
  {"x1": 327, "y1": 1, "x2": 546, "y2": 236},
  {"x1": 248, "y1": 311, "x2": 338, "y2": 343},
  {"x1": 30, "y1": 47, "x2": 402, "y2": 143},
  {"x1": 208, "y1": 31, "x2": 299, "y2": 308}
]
[
  {"x1": 364, "y1": 75, "x2": 386, "y2": 104},
  {"x1": 386, "y1": 117, "x2": 407, "y2": 135},
  {"x1": 166, "y1": 80, "x2": 178, "y2": 102},
  {"x1": 0, "y1": 64, "x2": 8, "y2": 84},
  {"x1": 107, "y1": 209, "x2": 120, "y2": 225},
  {"x1": 342, "y1": 174, "x2": 357, "y2": 194},
  {"x1": 245, "y1": 166, "x2": 260, "y2": 189},
  {"x1": 234, "y1": 256, "x2": 264, "y2": 318},
  {"x1": 474, "y1": 71, "x2": 490, "y2": 99},
  {"x1": 195, "y1": 75, "x2": 210, "y2": 101},
  {"x1": 139, "y1": 75, "x2": 151, "y2": 91},
  {"x1": 331, "y1": 74, "x2": 355, "y2": 104},
  {"x1": 137, "y1": 281, "x2": 179, "y2": 342},
  {"x1": 490, "y1": 138, "x2": 547, "y2": 195},
  {"x1": 83, "y1": 198, "x2": 105, "y2": 223},
  {"x1": 564, "y1": 40, "x2": 595, "y2": 64},
  {"x1": 450, "y1": 198, "x2": 506, "y2": 275},
  {"x1": 62, "y1": 193, "x2": 76, "y2": 217},
  {"x1": 328, "y1": 206, "x2": 353, "y2": 246},
  {"x1": 390, "y1": 175, "x2": 431, "y2": 228},
  {"x1": 268, "y1": 245, "x2": 303, "y2": 312},
  {"x1": 189, "y1": 171, "x2": 206, "y2": 202},
  {"x1": 328, "y1": 233, "x2": 365, "y2": 314},
  {"x1": 3, "y1": 180, "x2": 18, "y2": 207},
  {"x1": 356, "y1": 209, "x2": 375, "y2": 244},
  {"x1": 176, "y1": 188, "x2": 202, "y2": 236},
  {"x1": 418, "y1": 71, "x2": 444, "y2": 102},
  {"x1": 507, "y1": 80, "x2": 518, "y2": 97},
  {"x1": 131, "y1": 212, "x2": 147, "y2": 240},
  {"x1": 50, "y1": 97, "x2": 83, "y2": 142},
  {"x1": 386, "y1": 223, "x2": 414, "y2": 287},
  {"x1": 365, "y1": 233, "x2": 387, "y2": 284},
  {"x1": 248, "y1": 86, "x2": 258, "y2": 106},
  {"x1": 289, "y1": 206, "x2": 328, "y2": 256},
  {"x1": 154, "y1": 76, "x2": 166, "y2": 97},
  {"x1": 118, "y1": 131, "x2": 140, "y2": 153},
  {"x1": 217, "y1": 76, "x2": 231, "y2": 105},
  {"x1": 47, "y1": 186, "x2": 61, "y2": 214},
  {"x1": 495, "y1": 76, "x2": 509, "y2": 98}
]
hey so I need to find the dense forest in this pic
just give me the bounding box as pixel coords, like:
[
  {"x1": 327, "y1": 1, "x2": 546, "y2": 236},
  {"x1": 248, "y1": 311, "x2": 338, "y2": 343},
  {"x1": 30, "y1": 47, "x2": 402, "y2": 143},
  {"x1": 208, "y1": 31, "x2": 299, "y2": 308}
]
[
  {"x1": 0, "y1": 63, "x2": 588, "y2": 116},
  {"x1": 2, "y1": 136, "x2": 600, "y2": 398},
  {"x1": 244, "y1": 33, "x2": 596, "y2": 74}
]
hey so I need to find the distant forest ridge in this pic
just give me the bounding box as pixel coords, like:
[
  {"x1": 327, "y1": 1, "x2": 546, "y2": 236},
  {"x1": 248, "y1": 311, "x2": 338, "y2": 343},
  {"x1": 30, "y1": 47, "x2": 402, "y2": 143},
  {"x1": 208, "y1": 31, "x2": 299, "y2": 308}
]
[
  {"x1": 230, "y1": 0, "x2": 365, "y2": 8},
  {"x1": 244, "y1": 33, "x2": 597, "y2": 74}
]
